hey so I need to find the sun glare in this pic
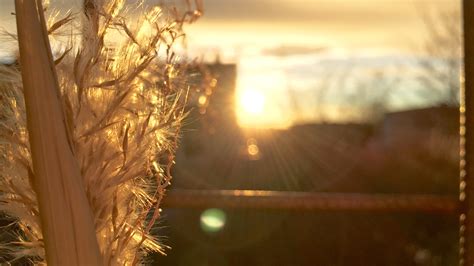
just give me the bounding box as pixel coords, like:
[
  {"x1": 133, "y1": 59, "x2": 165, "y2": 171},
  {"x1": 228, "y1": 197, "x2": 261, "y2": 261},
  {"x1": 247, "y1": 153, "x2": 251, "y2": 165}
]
[
  {"x1": 236, "y1": 66, "x2": 293, "y2": 129},
  {"x1": 240, "y1": 90, "x2": 265, "y2": 115}
]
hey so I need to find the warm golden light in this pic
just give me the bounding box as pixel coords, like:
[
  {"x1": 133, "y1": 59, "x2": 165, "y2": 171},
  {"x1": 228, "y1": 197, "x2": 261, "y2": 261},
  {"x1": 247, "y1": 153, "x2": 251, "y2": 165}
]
[
  {"x1": 236, "y1": 71, "x2": 292, "y2": 129},
  {"x1": 198, "y1": 95, "x2": 207, "y2": 106},
  {"x1": 240, "y1": 90, "x2": 265, "y2": 115}
]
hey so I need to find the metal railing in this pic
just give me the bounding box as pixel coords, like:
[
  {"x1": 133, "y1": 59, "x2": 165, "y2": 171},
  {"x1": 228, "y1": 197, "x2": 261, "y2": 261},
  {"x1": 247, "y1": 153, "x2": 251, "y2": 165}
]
[{"x1": 162, "y1": 189, "x2": 458, "y2": 214}]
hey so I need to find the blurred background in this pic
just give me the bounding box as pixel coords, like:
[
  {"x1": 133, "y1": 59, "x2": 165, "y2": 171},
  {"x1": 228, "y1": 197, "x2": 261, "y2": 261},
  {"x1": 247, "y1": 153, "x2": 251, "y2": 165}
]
[{"x1": 0, "y1": 0, "x2": 463, "y2": 265}]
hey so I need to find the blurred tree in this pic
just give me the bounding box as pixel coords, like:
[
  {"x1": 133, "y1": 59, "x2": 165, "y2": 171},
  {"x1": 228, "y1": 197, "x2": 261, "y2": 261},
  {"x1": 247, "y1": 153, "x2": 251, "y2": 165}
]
[
  {"x1": 311, "y1": 69, "x2": 393, "y2": 124},
  {"x1": 346, "y1": 71, "x2": 393, "y2": 123},
  {"x1": 417, "y1": 7, "x2": 462, "y2": 106}
]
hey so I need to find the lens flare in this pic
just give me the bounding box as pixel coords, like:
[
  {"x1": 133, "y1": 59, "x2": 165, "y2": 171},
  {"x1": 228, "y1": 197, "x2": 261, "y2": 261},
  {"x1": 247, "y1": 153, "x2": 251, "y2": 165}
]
[
  {"x1": 240, "y1": 90, "x2": 265, "y2": 115},
  {"x1": 200, "y1": 208, "x2": 226, "y2": 233}
]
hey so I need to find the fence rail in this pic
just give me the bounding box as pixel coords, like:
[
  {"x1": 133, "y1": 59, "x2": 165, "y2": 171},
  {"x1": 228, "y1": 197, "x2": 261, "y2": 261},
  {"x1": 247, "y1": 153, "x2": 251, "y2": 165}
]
[{"x1": 161, "y1": 189, "x2": 458, "y2": 214}]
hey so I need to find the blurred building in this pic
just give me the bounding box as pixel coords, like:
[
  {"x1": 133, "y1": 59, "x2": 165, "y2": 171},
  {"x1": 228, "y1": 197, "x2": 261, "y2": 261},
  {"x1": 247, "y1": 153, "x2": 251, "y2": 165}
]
[
  {"x1": 175, "y1": 63, "x2": 459, "y2": 194},
  {"x1": 174, "y1": 62, "x2": 245, "y2": 189},
  {"x1": 382, "y1": 106, "x2": 458, "y2": 148},
  {"x1": 175, "y1": 62, "x2": 375, "y2": 192}
]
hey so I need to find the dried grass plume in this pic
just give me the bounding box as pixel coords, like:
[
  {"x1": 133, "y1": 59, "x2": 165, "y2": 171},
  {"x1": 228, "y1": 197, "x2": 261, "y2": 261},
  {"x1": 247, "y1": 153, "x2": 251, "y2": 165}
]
[{"x1": 0, "y1": 0, "x2": 202, "y2": 264}]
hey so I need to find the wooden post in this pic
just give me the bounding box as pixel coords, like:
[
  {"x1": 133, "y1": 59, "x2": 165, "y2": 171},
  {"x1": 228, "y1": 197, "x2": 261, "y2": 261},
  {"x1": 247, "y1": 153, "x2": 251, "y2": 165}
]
[{"x1": 461, "y1": 1, "x2": 474, "y2": 265}]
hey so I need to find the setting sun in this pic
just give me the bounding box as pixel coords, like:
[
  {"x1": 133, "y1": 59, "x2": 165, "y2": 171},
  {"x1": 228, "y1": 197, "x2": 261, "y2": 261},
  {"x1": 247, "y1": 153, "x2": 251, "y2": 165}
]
[
  {"x1": 240, "y1": 90, "x2": 265, "y2": 115},
  {"x1": 236, "y1": 72, "x2": 292, "y2": 129}
]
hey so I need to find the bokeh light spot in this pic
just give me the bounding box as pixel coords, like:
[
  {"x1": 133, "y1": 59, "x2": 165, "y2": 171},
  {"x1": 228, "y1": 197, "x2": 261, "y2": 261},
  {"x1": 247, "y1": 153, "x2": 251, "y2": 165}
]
[
  {"x1": 246, "y1": 138, "x2": 261, "y2": 160},
  {"x1": 247, "y1": 144, "x2": 259, "y2": 156},
  {"x1": 198, "y1": 95, "x2": 207, "y2": 106},
  {"x1": 200, "y1": 208, "x2": 226, "y2": 233}
]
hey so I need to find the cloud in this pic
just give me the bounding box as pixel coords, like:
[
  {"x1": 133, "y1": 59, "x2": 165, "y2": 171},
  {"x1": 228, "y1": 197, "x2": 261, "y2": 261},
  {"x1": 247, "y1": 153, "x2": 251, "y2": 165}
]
[{"x1": 261, "y1": 45, "x2": 327, "y2": 57}]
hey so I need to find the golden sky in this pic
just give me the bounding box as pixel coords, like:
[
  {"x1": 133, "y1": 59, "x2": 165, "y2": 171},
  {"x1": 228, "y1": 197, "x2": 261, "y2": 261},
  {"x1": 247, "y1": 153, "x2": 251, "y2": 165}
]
[
  {"x1": 1, "y1": 1, "x2": 457, "y2": 51},
  {"x1": 0, "y1": 0, "x2": 461, "y2": 128},
  {"x1": 0, "y1": 0, "x2": 459, "y2": 59},
  {"x1": 179, "y1": 0, "x2": 461, "y2": 128},
  {"x1": 184, "y1": 0, "x2": 459, "y2": 60}
]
